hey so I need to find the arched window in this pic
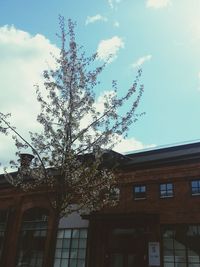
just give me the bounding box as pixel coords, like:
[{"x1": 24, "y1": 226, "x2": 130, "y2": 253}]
[{"x1": 16, "y1": 208, "x2": 49, "y2": 267}]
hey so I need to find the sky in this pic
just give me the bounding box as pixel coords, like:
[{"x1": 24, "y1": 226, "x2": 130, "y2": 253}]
[{"x1": 1, "y1": 0, "x2": 200, "y2": 167}]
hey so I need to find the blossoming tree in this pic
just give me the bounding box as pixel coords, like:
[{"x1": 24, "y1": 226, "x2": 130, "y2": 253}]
[{"x1": 0, "y1": 16, "x2": 144, "y2": 219}]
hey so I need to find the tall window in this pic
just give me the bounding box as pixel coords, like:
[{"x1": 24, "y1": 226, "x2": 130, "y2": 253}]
[
  {"x1": 0, "y1": 210, "x2": 8, "y2": 261},
  {"x1": 162, "y1": 225, "x2": 200, "y2": 267},
  {"x1": 191, "y1": 180, "x2": 200, "y2": 196},
  {"x1": 133, "y1": 185, "x2": 146, "y2": 200},
  {"x1": 54, "y1": 228, "x2": 88, "y2": 267},
  {"x1": 16, "y1": 208, "x2": 49, "y2": 267},
  {"x1": 160, "y1": 183, "x2": 174, "y2": 198}
]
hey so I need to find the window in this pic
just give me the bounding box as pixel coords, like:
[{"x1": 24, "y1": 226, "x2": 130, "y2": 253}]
[
  {"x1": 133, "y1": 185, "x2": 146, "y2": 200},
  {"x1": 54, "y1": 228, "x2": 88, "y2": 267},
  {"x1": 187, "y1": 225, "x2": 200, "y2": 236},
  {"x1": 16, "y1": 208, "x2": 49, "y2": 267},
  {"x1": 160, "y1": 183, "x2": 174, "y2": 198},
  {"x1": 162, "y1": 225, "x2": 200, "y2": 267},
  {"x1": 191, "y1": 180, "x2": 200, "y2": 196}
]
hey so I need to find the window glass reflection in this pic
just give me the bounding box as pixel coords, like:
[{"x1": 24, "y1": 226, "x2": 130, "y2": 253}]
[
  {"x1": 54, "y1": 228, "x2": 88, "y2": 267},
  {"x1": 162, "y1": 225, "x2": 200, "y2": 267},
  {"x1": 16, "y1": 208, "x2": 49, "y2": 267}
]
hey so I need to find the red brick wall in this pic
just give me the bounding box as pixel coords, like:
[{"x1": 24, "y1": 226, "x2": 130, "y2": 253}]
[{"x1": 116, "y1": 161, "x2": 200, "y2": 224}]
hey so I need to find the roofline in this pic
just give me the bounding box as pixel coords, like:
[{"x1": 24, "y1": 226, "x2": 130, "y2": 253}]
[
  {"x1": 120, "y1": 141, "x2": 200, "y2": 170},
  {"x1": 125, "y1": 140, "x2": 200, "y2": 158}
]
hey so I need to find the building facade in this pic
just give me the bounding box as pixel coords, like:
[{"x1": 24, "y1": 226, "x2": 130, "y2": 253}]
[
  {"x1": 1, "y1": 142, "x2": 200, "y2": 267},
  {"x1": 87, "y1": 142, "x2": 200, "y2": 267},
  {"x1": 0, "y1": 177, "x2": 89, "y2": 267}
]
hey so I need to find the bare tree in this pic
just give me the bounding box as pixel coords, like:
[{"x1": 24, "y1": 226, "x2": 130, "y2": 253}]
[{"x1": 0, "y1": 16, "x2": 144, "y2": 218}]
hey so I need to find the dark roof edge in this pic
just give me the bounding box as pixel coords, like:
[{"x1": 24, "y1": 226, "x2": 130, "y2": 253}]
[{"x1": 126, "y1": 141, "x2": 200, "y2": 158}]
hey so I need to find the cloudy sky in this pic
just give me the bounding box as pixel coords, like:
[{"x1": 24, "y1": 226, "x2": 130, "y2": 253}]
[{"x1": 1, "y1": 0, "x2": 200, "y2": 167}]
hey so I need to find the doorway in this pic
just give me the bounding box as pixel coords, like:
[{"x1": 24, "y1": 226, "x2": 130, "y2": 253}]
[{"x1": 107, "y1": 227, "x2": 146, "y2": 267}]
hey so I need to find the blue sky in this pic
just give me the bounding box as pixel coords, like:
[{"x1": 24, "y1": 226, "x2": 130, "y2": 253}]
[{"x1": 1, "y1": 0, "x2": 200, "y2": 165}]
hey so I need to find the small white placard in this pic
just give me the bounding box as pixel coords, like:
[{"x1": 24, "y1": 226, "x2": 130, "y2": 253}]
[{"x1": 148, "y1": 242, "x2": 160, "y2": 266}]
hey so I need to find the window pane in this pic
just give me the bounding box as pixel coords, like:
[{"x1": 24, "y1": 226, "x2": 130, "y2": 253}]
[
  {"x1": 163, "y1": 239, "x2": 173, "y2": 249},
  {"x1": 55, "y1": 249, "x2": 62, "y2": 258},
  {"x1": 188, "y1": 256, "x2": 200, "y2": 263},
  {"x1": 134, "y1": 186, "x2": 140, "y2": 193},
  {"x1": 163, "y1": 230, "x2": 174, "y2": 238},
  {"x1": 72, "y1": 229, "x2": 80, "y2": 238},
  {"x1": 60, "y1": 259, "x2": 68, "y2": 267},
  {"x1": 164, "y1": 249, "x2": 174, "y2": 258},
  {"x1": 70, "y1": 259, "x2": 77, "y2": 267},
  {"x1": 174, "y1": 241, "x2": 186, "y2": 249},
  {"x1": 167, "y1": 184, "x2": 173, "y2": 190},
  {"x1": 77, "y1": 259, "x2": 85, "y2": 267},
  {"x1": 175, "y1": 252, "x2": 186, "y2": 262},
  {"x1": 79, "y1": 239, "x2": 87, "y2": 248},
  {"x1": 62, "y1": 249, "x2": 70, "y2": 258},
  {"x1": 161, "y1": 193, "x2": 166, "y2": 197},
  {"x1": 192, "y1": 188, "x2": 199, "y2": 194},
  {"x1": 54, "y1": 259, "x2": 61, "y2": 266},
  {"x1": 64, "y1": 230, "x2": 71, "y2": 238},
  {"x1": 63, "y1": 239, "x2": 70, "y2": 248},
  {"x1": 70, "y1": 249, "x2": 78, "y2": 259},
  {"x1": 57, "y1": 230, "x2": 64, "y2": 238},
  {"x1": 192, "y1": 181, "x2": 198, "y2": 187},
  {"x1": 80, "y1": 229, "x2": 87, "y2": 238},
  {"x1": 160, "y1": 184, "x2": 166, "y2": 190},
  {"x1": 168, "y1": 190, "x2": 173, "y2": 196},
  {"x1": 141, "y1": 186, "x2": 146, "y2": 192},
  {"x1": 71, "y1": 239, "x2": 79, "y2": 248},
  {"x1": 187, "y1": 226, "x2": 199, "y2": 236},
  {"x1": 188, "y1": 250, "x2": 200, "y2": 263},
  {"x1": 78, "y1": 249, "x2": 86, "y2": 259}
]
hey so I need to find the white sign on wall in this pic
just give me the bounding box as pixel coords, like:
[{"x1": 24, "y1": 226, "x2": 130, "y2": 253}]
[{"x1": 148, "y1": 242, "x2": 160, "y2": 266}]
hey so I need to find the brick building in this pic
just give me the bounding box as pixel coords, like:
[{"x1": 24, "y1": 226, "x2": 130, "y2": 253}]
[
  {"x1": 87, "y1": 142, "x2": 200, "y2": 267},
  {"x1": 1, "y1": 142, "x2": 200, "y2": 267}
]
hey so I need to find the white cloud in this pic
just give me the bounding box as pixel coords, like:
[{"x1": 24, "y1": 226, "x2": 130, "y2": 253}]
[
  {"x1": 132, "y1": 54, "x2": 152, "y2": 68},
  {"x1": 113, "y1": 135, "x2": 155, "y2": 153},
  {"x1": 97, "y1": 36, "x2": 124, "y2": 62},
  {"x1": 146, "y1": 0, "x2": 172, "y2": 9},
  {"x1": 0, "y1": 25, "x2": 59, "y2": 170},
  {"x1": 85, "y1": 14, "x2": 108, "y2": 25},
  {"x1": 108, "y1": 0, "x2": 122, "y2": 9}
]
